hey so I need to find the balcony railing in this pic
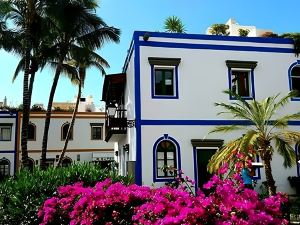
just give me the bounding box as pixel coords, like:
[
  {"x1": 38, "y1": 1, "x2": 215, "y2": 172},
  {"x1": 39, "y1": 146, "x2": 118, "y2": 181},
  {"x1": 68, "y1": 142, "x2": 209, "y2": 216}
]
[{"x1": 105, "y1": 109, "x2": 127, "y2": 141}]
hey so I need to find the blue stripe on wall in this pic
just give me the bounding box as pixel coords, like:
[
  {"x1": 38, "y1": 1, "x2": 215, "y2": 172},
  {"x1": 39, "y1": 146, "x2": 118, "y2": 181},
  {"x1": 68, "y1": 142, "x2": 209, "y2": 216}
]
[
  {"x1": 139, "y1": 41, "x2": 293, "y2": 53},
  {"x1": 140, "y1": 119, "x2": 300, "y2": 126},
  {"x1": 134, "y1": 32, "x2": 142, "y2": 186},
  {"x1": 134, "y1": 31, "x2": 294, "y2": 44}
]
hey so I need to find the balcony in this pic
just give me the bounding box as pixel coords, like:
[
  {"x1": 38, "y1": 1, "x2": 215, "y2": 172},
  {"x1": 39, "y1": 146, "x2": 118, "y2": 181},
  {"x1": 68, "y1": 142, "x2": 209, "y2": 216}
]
[{"x1": 105, "y1": 109, "x2": 127, "y2": 142}]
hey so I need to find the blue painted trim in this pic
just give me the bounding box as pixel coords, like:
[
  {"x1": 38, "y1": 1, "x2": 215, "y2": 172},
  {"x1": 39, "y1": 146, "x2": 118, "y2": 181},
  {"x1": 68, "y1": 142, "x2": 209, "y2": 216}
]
[
  {"x1": 122, "y1": 39, "x2": 134, "y2": 73},
  {"x1": 193, "y1": 147, "x2": 198, "y2": 194},
  {"x1": 288, "y1": 60, "x2": 300, "y2": 101},
  {"x1": 133, "y1": 32, "x2": 142, "y2": 185},
  {"x1": 151, "y1": 65, "x2": 179, "y2": 99},
  {"x1": 296, "y1": 144, "x2": 300, "y2": 177},
  {"x1": 14, "y1": 113, "x2": 18, "y2": 174},
  {"x1": 152, "y1": 134, "x2": 181, "y2": 182},
  {"x1": 0, "y1": 116, "x2": 17, "y2": 118},
  {"x1": 140, "y1": 119, "x2": 300, "y2": 126},
  {"x1": 252, "y1": 155, "x2": 261, "y2": 180},
  {"x1": 139, "y1": 41, "x2": 293, "y2": 54},
  {"x1": 133, "y1": 31, "x2": 294, "y2": 44},
  {"x1": 228, "y1": 68, "x2": 255, "y2": 100},
  {"x1": 0, "y1": 151, "x2": 15, "y2": 153}
]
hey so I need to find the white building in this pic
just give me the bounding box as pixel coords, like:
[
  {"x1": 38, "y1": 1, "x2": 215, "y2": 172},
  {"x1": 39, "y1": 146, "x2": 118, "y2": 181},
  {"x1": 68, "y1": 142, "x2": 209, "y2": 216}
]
[
  {"x1": 0, "y1": 111, "x2": 18, "y2": 177},
  {"x1": 102, "y1": 31, "x2": 300, "y2": 194},
  {"x1": 18, "y1": 112, "x2": 114, "y2": 168},
  {"x1": 206, "y1": 18, "x2": 273, "y2": 37}
]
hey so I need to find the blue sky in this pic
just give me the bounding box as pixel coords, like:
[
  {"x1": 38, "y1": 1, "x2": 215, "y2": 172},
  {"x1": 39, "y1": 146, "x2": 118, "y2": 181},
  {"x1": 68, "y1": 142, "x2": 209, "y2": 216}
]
[{"x1": 0, "y1": 0, "x2": 299, "y2": 109}]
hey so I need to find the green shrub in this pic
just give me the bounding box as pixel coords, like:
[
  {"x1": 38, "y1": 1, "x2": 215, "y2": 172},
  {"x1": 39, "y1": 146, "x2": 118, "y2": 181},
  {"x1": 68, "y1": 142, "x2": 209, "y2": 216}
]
[{"x1": 0, "y1": 163, "x2": 133, "y2": 225}]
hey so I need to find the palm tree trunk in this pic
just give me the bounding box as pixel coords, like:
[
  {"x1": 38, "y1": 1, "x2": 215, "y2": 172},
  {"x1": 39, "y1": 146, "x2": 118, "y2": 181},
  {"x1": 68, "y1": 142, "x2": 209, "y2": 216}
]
[
  {"x1": 263, "y1": 155, "x2": 277, "y2": 196},
  {"x1": 57, "y1": 77, "x2": 82, "y2": 167},
  {"x1": 40, "y1": 59, "x2": 63, "y2": 169},
  {"x1": 20, "y1": 47, "x2": 31, "y2": 169}
]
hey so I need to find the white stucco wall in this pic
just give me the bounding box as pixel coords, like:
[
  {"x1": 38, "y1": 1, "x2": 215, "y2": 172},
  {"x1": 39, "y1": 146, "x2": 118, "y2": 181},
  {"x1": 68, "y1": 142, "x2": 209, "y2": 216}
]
[{"x1": 127, "y1": 32, "x2": 300, "y2": 194}]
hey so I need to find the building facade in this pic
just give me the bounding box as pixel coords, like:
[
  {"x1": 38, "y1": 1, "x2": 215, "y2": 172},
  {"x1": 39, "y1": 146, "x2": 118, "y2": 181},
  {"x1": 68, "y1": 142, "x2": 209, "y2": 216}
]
[
  {"x1": 103, "y1": 31, "x2": 300, "y2": 194},
  {"x1": 0, "y1": 111, "x2": 18, "y2": 177},
  {"x1": 18, "y1": 112, "x2": 114, "y2": 168}
]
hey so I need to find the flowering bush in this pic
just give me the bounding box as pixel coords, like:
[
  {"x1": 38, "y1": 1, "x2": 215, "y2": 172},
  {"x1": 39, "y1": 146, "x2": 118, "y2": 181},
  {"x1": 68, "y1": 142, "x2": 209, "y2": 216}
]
[{"x1": 39, "y1": 170, "x2": 289, "y2": 225}]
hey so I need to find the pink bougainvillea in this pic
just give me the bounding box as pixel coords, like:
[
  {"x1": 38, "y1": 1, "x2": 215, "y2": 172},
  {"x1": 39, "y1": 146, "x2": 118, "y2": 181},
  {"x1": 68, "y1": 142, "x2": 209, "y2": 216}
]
[{"x1": 38, "y1": 172, "x2": 288, "y2": 225}]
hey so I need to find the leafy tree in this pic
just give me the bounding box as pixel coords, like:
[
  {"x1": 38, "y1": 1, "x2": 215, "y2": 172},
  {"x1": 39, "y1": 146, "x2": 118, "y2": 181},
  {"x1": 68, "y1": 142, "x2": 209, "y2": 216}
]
[
  {"x1": 209, "y1": 24, "x2": 229, "y2": 36},
  {"x1": 40, "y1": 0, "x2": 120, "y2": 169},
  {"x1": 238, "y1": 28, "x2": 250, "y2": 37},
  {"x1": 208, "y1": 90, "x2": 300, "y2": 196},
  {"x1": 57, "y1": 47, "x2": 109, "y2": 167},
  {"x1": 164, "y1": 16, "x2": 186, "y2": 33}
]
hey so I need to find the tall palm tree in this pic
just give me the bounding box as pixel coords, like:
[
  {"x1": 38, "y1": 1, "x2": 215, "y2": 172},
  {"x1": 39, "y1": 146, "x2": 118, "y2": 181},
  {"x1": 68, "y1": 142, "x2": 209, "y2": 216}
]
[
  {"x1": 40, "y1": 0, "x2": 120, "y2": 169},
  {"x1": 1, "y1": 0, "x2": 45, "y2": 168},
  {"x1": 56, "y1": 47, "x2": 109, "y2": 167},
  {"x1": 208, "y1": 90, "x2": 300, "y2": 196},
  {"x1": 164, "y1": 16, "x2": 186, "y2": 33}
]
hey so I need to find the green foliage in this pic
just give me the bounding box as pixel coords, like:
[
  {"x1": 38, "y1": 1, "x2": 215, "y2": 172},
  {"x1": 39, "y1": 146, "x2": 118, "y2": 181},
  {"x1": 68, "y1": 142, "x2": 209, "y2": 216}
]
[
  {"x1": 164, "y1": 16, "x2": 186, "y2": 33},
  {"x1": 209, "y1": 24, "x2": 229, "y2": 36},
  {"x1": 238, "y1": 28, "x2": 250, "y2": 37},
  {"x1": 0, "y1": 163, "x2": 132, "y2": 225}
]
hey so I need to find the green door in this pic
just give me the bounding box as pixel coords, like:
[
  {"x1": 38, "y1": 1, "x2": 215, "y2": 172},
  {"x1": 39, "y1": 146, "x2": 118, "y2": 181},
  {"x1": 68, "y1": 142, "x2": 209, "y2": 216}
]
[{"x1": 196, "y1": 149, "x2": 216, "y2": 189}]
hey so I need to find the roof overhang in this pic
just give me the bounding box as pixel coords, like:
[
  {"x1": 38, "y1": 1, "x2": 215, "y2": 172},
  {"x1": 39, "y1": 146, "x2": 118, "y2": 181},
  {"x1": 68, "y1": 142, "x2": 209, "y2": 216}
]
[{"x1": 102, "y1": 73, "x2": 126, "y2": 103}]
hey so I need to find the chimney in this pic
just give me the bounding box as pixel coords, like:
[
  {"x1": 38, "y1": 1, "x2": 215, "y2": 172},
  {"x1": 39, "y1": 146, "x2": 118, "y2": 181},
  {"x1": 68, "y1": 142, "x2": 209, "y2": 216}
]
[{"x1": 3, "y1": 96, "x2": 7, "y2": 107}]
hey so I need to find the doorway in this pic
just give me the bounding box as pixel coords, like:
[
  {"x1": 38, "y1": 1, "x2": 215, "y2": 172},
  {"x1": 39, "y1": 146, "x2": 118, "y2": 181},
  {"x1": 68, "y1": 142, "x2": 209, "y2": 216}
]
[{"x1": 196, "y1": 148, "x2": 217, "y2": 189}]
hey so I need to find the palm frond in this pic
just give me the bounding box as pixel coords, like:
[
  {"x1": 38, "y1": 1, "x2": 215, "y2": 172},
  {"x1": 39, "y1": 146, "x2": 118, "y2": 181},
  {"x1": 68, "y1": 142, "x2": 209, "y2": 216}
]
[
  {"x1": 12, "y1": 57, "x2": 25, "y2": 82},
  {"x1": 208, "y1": 138, "x2": 242, "y2": 173},
  {"x1": 273, "y1": 91, "x2": 298, "y2": 110},
  {"x1": 274, "y1": 137, "x2": 297, "y2": 168},
  {"x1": 271, "y1": 112, "x2": 300, "y2": 129},
  {"x1": 209, "y1": 125, "x2": 244, "y2": 134},
  {"x1": 239, "y1": 130, "x2": 258, "y2": 152},
  {"x1": 274, "y1": 131, "x2": 300, "y2": 143}
]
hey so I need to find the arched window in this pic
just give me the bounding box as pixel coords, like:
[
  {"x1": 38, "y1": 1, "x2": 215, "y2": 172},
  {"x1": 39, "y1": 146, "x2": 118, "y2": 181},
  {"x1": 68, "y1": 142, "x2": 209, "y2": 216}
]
[
  {"x1": 153, "y1": 134, "x2": 181, "y2": 181},
  {"x1": 0, "y1": 158, "x2": 10, "y2": 177},
  {"x1": 28, "y1": 123, "x2": 36, "y2": 141},
  {"x1": 289, "y1": 61, "x2": 300, "y2": 98},
  {"x1": 61, "y1": 122, "x2": 73, "y2": 140}
]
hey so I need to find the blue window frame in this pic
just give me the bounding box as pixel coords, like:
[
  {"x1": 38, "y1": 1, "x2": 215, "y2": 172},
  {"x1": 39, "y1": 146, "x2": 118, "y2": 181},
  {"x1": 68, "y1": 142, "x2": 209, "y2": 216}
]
[
  {"x1": 153, "y1": 134, "x2": 181, "y2": 182},
  {"x1": 288, "y1": 60, "x2": 300, "y2": 101},
  {"x1": 148, "y1": 57, "x2": 181, "y2": 99},
  {"x1": 226, "y1": 60, "x2": 257, "y2": 100}
]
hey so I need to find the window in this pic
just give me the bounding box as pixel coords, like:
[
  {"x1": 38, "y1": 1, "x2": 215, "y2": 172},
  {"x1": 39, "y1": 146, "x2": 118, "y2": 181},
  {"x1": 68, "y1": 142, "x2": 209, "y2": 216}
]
[
  {"x1": 90, "y1": 123, "x2": 103, "y2": 140},
  {"x1": 226, "y1": 60, "x2": 257, "y2": 99},
  {"x1": 290, "y1": 66, "x2": 300, "y2": 97},
  {"x1": 154, "y1": 67, "x2": 175, "y2": 96},
  {"x1": 153, "y1": 134, "x2": 181, "y2": 181},
  {"x1": 231, "y1": 70, "x2": 252, "y2": 97},
  {"x1": 28, "y1": 123, "x2": 36, "y2": 141},
  {"x1": 0, "y1": 158, "x2": 10, "y2": 177},
  {"x1": 0, "y1": 124, "x2": 12, "y2": 141},
  {"x1": 149, "y1": 57, "x2": 181, "y2": 99},
  {"x1": 61, "y1": 122, "x2": 73, "y2": 140},
  {"x1": 156, "y1": 140, "x2": 177, "y2": 177}
]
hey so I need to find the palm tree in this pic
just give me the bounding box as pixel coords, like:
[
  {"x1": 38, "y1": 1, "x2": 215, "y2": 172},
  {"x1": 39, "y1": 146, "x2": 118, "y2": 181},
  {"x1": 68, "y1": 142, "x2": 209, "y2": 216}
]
[
  {"x1": 208, "y1": 90, "x2": 300, "y2": 196},
  {"x1": 56, "y1": 47, "x2": 109, "y2": 167},
  {"x1": 209, "y1": 24, "x2": 229, "y2": 36},
  {"x1": 0, "y1": 0, "x2": 45, "y2": 168},
  {"x1": 40, "y1": 0, "x2": 120, "y2": 169},
  {"x1": 164, "y1": 16, "x2": 186, "y2": 33}
]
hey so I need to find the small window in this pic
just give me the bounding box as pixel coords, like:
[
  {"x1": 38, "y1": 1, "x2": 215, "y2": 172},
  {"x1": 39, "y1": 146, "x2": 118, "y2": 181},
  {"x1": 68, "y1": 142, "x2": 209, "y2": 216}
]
[
  {"x1": 0, "y1": 158, "x2": 10, "y2": 177},
  {"x1": 91, "y1": 126, "x2": 102, "y2": 140},
  {"x1": 291, "y1": 66, "x2": 300, "y2": 97},
  {"x1": 226, "y1": 60, "x2": 257, "y2": 100},
  {"x1": 28, "y1": 123, "x2": 36, "y2": 141},
  {"x1": 156, "y1": 140, "x2": 177, "y2": 178},
  {"x1": 61, "y1": 122, "x2": 73, "y2": 140},
  {"x1": 231, "y1": 69, "x2": 252, "y2": 97},
  {"x1": 148, "y1": 57, "x2": 181, "y2": 99},
  {"x1": 154, "y1": 67, "x2": 175, "y2": 96},
  {"x1": 0, "y1": 126, "x2": 12, "y2": 141}
]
